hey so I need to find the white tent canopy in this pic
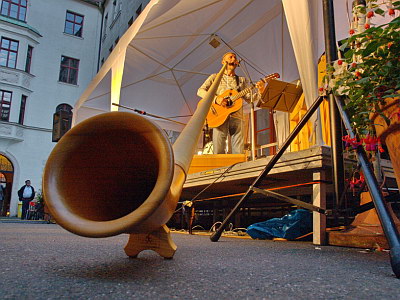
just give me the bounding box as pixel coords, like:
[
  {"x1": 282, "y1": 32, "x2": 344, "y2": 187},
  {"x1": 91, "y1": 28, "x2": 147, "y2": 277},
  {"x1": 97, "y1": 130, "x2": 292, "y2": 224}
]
[{"x1": 73, "y1": 0, "x2": 358, "y2": 132}]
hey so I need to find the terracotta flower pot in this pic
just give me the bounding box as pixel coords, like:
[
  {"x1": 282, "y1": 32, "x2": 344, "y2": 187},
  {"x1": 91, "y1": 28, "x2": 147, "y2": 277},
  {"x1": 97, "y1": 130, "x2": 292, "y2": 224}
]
[{"x1": 371, "y1": 97, "x2": 400, "y2": 188}]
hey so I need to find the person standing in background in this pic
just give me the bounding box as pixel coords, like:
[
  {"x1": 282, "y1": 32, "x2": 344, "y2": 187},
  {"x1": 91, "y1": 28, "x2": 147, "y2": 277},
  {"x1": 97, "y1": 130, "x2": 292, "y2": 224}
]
[
  {"x1": 0, "y1": 183, "x2": 5, "y2": 215},
  {"x1": 18, "y1": 180, "x2": 35, "y2": 220}
]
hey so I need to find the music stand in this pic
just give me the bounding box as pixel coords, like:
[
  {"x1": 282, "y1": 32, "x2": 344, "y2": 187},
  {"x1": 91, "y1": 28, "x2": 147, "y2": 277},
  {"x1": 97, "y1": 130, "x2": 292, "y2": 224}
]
[{"x1": 257, "y1": 79, "x2": 303, "y2": 112}]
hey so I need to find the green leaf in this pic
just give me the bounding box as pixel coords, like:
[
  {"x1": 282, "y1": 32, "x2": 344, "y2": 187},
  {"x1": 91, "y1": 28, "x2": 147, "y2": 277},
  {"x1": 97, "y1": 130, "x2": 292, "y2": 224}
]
[
  {"x1": 382, "y1": 93, "x2": 399, "y2": 99},
  {"x1": 390, "y1": 16, "x2": 400, "y2": 25},
  {"x1": 362, "y1": 41, "x2": 379, "y2": 56},
  {"x1": 379, "y1": 113, "x2": 391, "y2": 126},
  {"x1": 339, "y1": 42, "x2": 348, "y2": 52},
  {"x1": 344, "y1": 49, "x2": 354, "y2": 59},
  {"x1": 356, "y1": 77, "x2": 370, "y2": 84},
  {"x1": 374, "y1": 8, "x2": 385, "y2": 16}
]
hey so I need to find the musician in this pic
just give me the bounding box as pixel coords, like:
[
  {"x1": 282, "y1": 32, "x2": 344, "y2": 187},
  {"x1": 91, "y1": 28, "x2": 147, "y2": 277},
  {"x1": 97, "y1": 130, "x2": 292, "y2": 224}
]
[{"x1": 197, "y1": 52, "x2": 265, "y2": 154}]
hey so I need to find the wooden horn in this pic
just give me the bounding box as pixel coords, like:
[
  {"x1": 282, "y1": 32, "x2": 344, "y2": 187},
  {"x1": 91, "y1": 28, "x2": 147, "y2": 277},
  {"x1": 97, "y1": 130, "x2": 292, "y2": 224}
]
[{"x1": 42, "y1": 63, "x2": 227, "y2": 243}]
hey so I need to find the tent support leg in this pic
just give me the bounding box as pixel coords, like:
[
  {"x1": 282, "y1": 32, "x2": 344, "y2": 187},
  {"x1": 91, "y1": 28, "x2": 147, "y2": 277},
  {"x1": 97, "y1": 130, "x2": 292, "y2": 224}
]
[
  {"x1": 334, "y1": 95, "x2": 400, "y2": 278},
  {"x1": 322, "y1": 0, "x2": 345, "y2": 223},
  {"x1": 312, "y1": 171, "x2": 327, "y2": 245}
]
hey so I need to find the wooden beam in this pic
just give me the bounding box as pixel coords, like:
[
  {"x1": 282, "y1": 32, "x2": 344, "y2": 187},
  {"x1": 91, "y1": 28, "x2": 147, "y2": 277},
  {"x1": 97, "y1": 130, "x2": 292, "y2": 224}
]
[{"x1": 313, "y1": 171, "x2": 327, "y2": 245}]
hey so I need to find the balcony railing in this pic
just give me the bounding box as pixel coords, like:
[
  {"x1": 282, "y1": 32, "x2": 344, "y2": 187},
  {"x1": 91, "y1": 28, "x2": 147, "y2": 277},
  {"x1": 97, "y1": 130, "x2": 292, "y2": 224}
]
[
  {"x1": 0, "y1": 122, "x2": 24, "y2": 142},
  {"x1": 0, "y1": 66, "x2": 34, "y2": 91}
]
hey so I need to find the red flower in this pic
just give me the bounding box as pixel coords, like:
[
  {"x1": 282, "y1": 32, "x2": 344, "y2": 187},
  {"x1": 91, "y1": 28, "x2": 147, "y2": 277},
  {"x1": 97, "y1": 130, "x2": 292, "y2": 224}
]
[
  {"x1": 367, "y1": 11, "x2": 374, "y2": 18},
  {"x1": 342, "y1": 135, "x2": 361, "y2": 149},
  {"x1": 338, "y1": 59, "x2": 343, "y2": 65},
  {"x1": 389, "y1": 8, "x2": 395, "y2": 16},
  {"x1": 349, "y1": 29, "x2": 355, "y2": 35},
  {"x1": 364, "y1": 23, "x2": 370, "y2": 29},
  {"x1": 355, "y1": 71, "x2": 362, "y2": 78},
  {"x1": 363, "y1": 135, "x2": 378, "y2": 152},
  {"x1": 377, "y1": 138, "x2": 385, "y2": 153},
  {"x1": 348, "y1": 175, "x2": 365, "y2": 193}
]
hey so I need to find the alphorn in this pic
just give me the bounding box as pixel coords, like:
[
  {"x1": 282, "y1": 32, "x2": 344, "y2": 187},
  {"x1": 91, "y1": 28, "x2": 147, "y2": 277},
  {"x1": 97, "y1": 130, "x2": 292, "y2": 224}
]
[{"x1": 43, "y1": 63, "x2": 227, "y2": 258}]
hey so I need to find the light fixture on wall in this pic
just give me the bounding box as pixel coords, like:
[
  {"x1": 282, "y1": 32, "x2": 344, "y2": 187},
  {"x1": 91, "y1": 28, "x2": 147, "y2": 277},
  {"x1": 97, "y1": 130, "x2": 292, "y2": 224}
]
[{"x1": 209, "y1": 34, "x2": 221, "y2": 48}]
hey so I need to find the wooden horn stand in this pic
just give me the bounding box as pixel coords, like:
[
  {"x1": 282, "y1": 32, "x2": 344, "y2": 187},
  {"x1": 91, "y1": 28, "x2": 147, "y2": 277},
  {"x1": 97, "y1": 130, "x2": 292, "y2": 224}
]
[{"x1": 124, "y1": 225, "x2": 177, "y2": 259}]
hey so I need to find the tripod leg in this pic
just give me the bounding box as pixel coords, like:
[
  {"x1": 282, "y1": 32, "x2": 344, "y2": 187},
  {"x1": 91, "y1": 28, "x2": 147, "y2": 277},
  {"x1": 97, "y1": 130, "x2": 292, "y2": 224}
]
[
  {"x1": 210, "y1": 189, "x2": 254, "y2": 242},
  {"x1": 334, "y1": 95, "x2": 400, "y2": 278}
]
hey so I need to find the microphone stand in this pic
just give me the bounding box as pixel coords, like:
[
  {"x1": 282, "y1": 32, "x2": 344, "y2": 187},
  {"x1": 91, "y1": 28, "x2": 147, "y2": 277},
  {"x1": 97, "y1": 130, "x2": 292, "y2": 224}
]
[
  {"x1": 112, "y1": 103, "x2": 187, "y2": 126},
  {"x1": 239, "y1": 60, "x2": 257, "y2": 161}
]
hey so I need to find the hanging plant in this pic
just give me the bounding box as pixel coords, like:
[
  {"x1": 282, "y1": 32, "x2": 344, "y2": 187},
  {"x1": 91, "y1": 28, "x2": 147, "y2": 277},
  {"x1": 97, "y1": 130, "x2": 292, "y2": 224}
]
[
  {"x1": 326, "y1": 0, "x2": 400, "y2": 188},
  {"x1": 326, "y1": 0, "x2": 400, "y2": 137}
]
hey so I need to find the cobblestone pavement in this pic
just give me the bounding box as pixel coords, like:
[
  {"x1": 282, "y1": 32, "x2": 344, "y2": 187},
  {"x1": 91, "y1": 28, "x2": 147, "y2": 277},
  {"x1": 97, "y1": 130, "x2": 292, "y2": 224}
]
[{"x1": 0, "y1": 222, "x2": 399, "y2": 299}]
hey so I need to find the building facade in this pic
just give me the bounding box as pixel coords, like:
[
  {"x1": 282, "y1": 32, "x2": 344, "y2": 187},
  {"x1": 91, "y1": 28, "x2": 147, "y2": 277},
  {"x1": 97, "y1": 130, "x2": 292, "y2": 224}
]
[
  {"x1": 0, "y1": 0, "x2": 102, "y2": 216},
  {"x1": 99, "y1": 0, "x2": 150, "y2": 67}
]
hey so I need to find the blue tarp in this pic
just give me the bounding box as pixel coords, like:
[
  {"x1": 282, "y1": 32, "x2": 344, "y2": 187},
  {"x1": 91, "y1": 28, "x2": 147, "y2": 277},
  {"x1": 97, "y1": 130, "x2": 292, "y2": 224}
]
[{"x1": 246, "y1": 209, "x2": 312, "y2": 240}]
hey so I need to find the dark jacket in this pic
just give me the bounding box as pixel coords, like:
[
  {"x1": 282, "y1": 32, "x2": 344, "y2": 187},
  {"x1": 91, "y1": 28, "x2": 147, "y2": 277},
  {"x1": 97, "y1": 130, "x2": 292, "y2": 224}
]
[{"x1": 18, "y1": 185, "x2": 35, "y2": 201}]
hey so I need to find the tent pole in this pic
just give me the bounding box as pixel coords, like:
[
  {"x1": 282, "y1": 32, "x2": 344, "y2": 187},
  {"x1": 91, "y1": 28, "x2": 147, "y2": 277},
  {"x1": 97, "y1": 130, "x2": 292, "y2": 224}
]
[
  {"x1": 250, "y1": 98, "x2": 256, "y2": 161},
  {"x1": 322, "y1": 0, "x2": 345, "y2": 218}
]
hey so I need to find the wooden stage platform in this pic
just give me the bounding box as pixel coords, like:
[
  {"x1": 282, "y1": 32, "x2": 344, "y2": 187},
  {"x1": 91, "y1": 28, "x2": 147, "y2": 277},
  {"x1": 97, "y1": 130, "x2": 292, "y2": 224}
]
[{"x1": 180, "y1": 146, "x2": 398, "y2": 246}]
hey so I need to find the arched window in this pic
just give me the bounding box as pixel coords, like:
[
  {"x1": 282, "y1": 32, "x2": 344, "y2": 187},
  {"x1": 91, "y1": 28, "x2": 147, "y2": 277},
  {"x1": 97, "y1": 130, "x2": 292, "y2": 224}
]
[
  {"x1": 52, "y1": 103, "x2": 73, "y2": 142},
  {"x1": 56, "y1": 103, "x2": 73, "y2": 113},
  {"x1": 0, "y1": 154, "x2": 13, "y2": 173}
]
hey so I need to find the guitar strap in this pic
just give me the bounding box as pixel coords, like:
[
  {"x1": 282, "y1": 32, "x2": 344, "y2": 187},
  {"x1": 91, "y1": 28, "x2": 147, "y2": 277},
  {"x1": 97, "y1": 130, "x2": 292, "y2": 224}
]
[{"x1": 234, "y1": 75, "x2": 241, "y2": 92}]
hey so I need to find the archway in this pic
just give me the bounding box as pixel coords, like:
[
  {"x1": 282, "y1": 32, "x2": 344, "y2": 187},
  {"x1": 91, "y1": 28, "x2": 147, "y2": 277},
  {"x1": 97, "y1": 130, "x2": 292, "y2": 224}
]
[{"x1": 0, "y1": 154, "x2": 14, "y2": 217}]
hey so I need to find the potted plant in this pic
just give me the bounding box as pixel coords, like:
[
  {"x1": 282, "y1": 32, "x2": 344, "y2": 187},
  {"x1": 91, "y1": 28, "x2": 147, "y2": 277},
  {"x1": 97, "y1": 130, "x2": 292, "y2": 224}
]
[{"x1": 327, "y1": 0, "x2": 400, "y2": 187}]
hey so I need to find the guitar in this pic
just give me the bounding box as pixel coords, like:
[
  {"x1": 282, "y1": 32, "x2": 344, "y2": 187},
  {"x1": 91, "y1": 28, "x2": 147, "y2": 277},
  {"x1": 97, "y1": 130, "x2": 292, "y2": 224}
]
[{"x1": 205, "y1": 73, "x2": 280, "y2": 128}]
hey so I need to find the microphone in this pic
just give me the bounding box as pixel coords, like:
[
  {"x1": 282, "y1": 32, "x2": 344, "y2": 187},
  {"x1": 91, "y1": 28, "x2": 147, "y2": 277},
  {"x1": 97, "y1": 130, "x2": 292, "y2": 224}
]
[{"x1": 225, "y1": 59, "x2": 241, "y2": 66}]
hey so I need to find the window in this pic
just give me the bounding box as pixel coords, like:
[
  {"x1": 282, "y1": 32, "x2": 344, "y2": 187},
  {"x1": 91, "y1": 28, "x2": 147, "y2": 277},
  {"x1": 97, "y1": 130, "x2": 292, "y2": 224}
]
[
  {"x1": 52, "y1": 103, "x2": 73, "y2": 142},
  {"x1": 56, "y1": 103, "x2": 72, "y2": 113},
  {"x1": 0, "y1": 37, "x2": 19, "y2": 68},
  {"x1": 102, "y1": 13, "x2": 108, "y2": 38},
  {"x1": 128, "y1": 16, "x2": 134, "y2": 26},
  {"x1": 0, "y1": 90, "x2": 12, "y2": 122},
  {"x1": 18, "y1": 95, "x2": 27, "y2": 124},
  {"x1": 1, "y1": 0, "x2": 27, "y2": 21},
  {"x1": 136, "y1": 4, "x2": 143, "y2": 16},
  {"x1": 112, "y1": 0, "x2": 121, "y2": 19},
  {"x1": 64, "y1": 11, "x2": 84, "y2": 37},
  {"x1": 112, "y1": 0, "x2": 117, "y2": 18},
  {"x1": 127, "y1": 4, "x2": 142, "y2": 27},
  {"x1": 25, "y1": 45, "x2": 33, "y2": 73},
  {"x1": 59, "y1": 56, "x2": 79, "y2": 85}
]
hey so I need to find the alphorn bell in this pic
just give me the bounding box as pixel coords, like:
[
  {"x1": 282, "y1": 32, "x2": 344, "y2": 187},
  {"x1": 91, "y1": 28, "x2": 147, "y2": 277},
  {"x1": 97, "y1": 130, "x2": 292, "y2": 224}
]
[{"x1": 43, "y1": 63, "x2": 227, "y2": 258}]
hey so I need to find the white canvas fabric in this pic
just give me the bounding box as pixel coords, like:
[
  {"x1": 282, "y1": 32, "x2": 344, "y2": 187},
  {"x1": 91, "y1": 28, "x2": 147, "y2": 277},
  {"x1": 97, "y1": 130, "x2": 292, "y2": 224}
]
[
  {"x1": 74, "y1": 0, "x2": 388, "y2": 135},
  {"x1": 74, "y1": 0, "x2": 297, "y2": 132}
]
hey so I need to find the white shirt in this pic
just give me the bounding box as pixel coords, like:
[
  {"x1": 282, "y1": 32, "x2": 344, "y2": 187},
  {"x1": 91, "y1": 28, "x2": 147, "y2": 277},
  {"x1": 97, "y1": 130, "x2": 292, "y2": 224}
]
[
  {"x1": 197, "y1": 73, "x2": 260, "y2": 120},
  {"x1": 22, "y1": 186, "x2": 33, "y2": 198}
]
